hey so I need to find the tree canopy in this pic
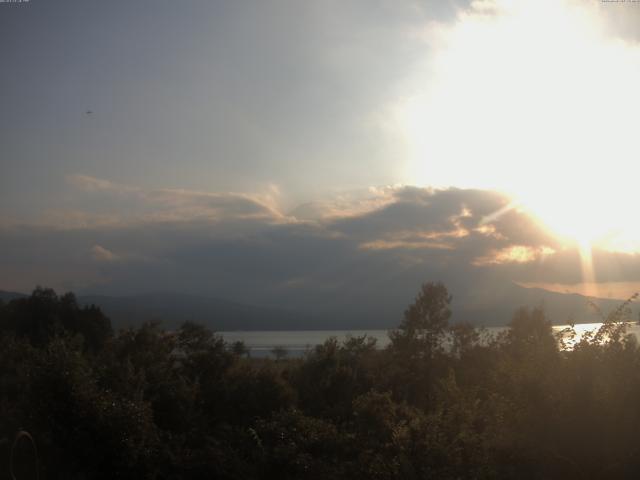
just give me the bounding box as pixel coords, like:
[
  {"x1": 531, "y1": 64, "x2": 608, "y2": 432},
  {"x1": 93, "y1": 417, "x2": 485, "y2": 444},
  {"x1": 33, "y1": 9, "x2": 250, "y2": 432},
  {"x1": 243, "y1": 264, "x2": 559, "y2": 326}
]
[{"x1": 1, "y1": 284, "x2": 640, "y2": 479}]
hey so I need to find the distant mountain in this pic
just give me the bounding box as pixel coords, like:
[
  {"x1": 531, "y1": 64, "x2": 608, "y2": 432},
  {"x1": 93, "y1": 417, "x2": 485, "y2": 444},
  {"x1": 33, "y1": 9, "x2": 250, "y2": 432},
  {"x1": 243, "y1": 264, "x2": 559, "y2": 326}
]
[
  {"x1": 78, "y1": 285, "x2": 640, "y2": 330},
  {"x1": 2, "y1": 285, "x2": 637, "y2": 330},
  {"x1": 0, "y1": 290, "x2": 27, "y2": 303},
  {"x1": 1, "y1": 289, "x2": 323, "y2": 330},
  {"x1": 78, "y1": 293, "x2": 322, "y2": 331},
  {"x1": 453, "y1": 282, "x2": 635, "y2": 326}
]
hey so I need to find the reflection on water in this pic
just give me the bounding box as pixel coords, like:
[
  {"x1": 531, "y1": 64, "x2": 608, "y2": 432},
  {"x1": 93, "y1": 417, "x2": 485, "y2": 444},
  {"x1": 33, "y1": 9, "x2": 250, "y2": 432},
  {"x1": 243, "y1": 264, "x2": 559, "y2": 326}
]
[
  {"x1": 552, "y1": 322, "x2": 640, "y2": 350},
  {"x1": 221, "y1": 322, "x2": 640, "y2": 358},
  {"x1": 220, "y1": 330, "x2": 391, "y2": 358}
]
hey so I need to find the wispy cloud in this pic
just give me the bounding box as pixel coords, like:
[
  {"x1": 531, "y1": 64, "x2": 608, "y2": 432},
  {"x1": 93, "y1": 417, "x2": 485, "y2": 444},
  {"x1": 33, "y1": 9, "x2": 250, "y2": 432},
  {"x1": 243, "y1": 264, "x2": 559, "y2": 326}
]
[
  {"x1": 473, "y1": 245, "x2": 556, "y2": 266},
  {"x1": 3, "y1": 182, "x2": 640, "y2": 314},
  {"x1": 48, "y1": 175, "x2": 287, "y2": 228},
  {"x1": 91, "y1": 245, "x2": 119, "y2": 262},
  {"x1": 66, "y1": 174, "x2": 137, "y2": 195}
]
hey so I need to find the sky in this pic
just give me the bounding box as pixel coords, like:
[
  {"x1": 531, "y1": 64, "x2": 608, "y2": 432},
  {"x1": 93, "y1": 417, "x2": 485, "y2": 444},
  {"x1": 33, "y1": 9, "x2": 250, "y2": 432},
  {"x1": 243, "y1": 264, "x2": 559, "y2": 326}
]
[{"x1": 3, "y1": 0, "x2": 640, "y2": 318}]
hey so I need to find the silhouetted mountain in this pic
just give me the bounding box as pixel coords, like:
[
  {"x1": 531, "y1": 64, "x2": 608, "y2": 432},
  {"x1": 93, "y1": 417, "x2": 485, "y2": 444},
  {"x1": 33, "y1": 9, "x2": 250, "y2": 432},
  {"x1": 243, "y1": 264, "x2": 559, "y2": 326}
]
[
  {"x1": 2, "y1": 285, "x2": 636, "y2": 330},
  {"x1": 0, "y1": 290, "x2": 27, "y2": 303},
  {"x1": 77, "y1": 293, "x2": 322, "y2": 331},
  {"x1": 453, "y1": 282, "x2": 635, "y2": 326}
]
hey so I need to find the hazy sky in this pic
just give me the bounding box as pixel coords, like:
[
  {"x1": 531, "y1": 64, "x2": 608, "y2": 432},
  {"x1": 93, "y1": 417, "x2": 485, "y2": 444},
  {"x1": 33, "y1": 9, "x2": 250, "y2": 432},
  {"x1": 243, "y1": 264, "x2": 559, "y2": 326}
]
[
  {"x1": 3, "y1": 0, "x2": 640, "y2": 308},
  {"x1": 1, "y1": 0, "x2": 469, "y2": 218}
]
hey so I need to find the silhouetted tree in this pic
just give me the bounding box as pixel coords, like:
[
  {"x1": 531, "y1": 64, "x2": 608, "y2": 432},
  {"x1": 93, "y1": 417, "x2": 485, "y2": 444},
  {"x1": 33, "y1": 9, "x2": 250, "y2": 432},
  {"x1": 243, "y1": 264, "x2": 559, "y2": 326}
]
[
  {"x1": 0, "y1": 287, "x2": 112, "y2": 350},
  {"x1": 271, "y1": 345, "x2": 288, "y2": 361},
  {"x1": 231, "y1": 340, "x2": 249, "y2": 357},
  {"x1": 387, "y1": 282, "x2": 452, "y2": 408},
  {"x1": 4, "y1": 282, "x2": 640, "y2": 479},
  {"x1": 389, "y1": 281, "x2": 452, "y2": 359}
]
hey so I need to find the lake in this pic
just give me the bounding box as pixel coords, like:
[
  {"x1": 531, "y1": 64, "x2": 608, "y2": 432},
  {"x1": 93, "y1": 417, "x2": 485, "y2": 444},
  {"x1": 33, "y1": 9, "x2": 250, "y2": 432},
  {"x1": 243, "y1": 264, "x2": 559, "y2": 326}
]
[{"x1": 220, "y1": 322, "x2": 640, "y2": 357}]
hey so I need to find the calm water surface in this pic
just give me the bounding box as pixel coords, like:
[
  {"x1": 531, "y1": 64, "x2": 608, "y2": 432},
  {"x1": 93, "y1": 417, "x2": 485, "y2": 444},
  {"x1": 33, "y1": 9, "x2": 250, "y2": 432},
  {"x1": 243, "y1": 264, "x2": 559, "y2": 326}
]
[{"x1": 220, "y1": 323, "x2": 640, "y2": 358}]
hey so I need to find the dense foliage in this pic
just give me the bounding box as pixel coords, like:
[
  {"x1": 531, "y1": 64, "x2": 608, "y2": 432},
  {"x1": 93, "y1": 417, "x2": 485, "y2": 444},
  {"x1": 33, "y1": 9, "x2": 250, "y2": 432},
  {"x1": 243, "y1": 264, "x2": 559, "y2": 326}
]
[{"x1": 1, "y1": 284, "x2": 639, "y2": 479}]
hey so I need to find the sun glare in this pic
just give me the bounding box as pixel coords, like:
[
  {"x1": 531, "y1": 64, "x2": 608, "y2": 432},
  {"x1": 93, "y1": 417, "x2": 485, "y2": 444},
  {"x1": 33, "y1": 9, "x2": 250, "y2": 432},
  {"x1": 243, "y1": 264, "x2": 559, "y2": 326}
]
[{"x1": 400, "y1": 0, "x2": 640, "y2": 252}]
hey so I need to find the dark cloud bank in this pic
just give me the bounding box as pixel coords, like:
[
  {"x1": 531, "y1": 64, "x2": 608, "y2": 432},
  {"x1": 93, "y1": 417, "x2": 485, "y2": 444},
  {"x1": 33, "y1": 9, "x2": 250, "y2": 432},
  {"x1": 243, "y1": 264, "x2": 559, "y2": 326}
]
[{"x1": 2, "y1": 183, "x2": 639, "y2": 329}]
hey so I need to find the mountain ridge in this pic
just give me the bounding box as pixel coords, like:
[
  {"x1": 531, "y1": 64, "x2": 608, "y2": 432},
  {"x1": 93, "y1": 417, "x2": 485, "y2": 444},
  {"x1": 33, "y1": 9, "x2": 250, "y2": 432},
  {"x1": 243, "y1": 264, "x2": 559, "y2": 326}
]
[{"x1": 2, "y1": 284, "x2": 637, "y2": 331}]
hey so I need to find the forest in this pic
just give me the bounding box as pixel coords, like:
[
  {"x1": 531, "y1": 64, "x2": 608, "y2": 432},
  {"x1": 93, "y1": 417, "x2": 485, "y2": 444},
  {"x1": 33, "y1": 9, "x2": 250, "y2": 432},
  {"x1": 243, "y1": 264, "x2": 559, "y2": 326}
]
[{"x1": 1, "y1": 283, "x2": 640, "y2": 479}]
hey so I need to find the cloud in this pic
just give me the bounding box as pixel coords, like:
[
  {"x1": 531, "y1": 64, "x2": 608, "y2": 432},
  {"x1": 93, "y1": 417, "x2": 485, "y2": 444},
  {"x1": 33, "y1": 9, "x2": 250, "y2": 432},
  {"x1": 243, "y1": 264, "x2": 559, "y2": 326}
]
[
  {"x1": 4, "y1": 182, "x2": 640, "y2": 322},
  {"x1": 67, "y1": 174, "x2": 135, "y2": 194},
  {"x1": 473, "y1": 245, "x2": 556, "y2": 266},
  {"x1": 91, "y1": 245, "x2": 119, "y2": 262},
  {"x1": 142, "y1": 188, "x2": 283, "y2": 222},
  {"x1": 398, "y1": 0, "x2": 640, "y2": 251},
  {"x1": 288, "y1": 186, "x2": 400, "y2": 221},
  {"x1": 5, "y1": 0, "x2": 640, "y2": 252},
  {"x1": 2, "y1": 0, "x2": 481, "y2": 226},
  {"x1": 41, "y1": 175, "x2": 286, "y2": 228}
]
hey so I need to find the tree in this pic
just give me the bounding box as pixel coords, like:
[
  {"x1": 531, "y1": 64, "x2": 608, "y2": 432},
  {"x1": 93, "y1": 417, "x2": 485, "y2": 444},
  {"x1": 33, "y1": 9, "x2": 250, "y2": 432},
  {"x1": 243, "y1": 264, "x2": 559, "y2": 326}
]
[
  {"x1": 271, "y1": 345, "x2": 288, "y2": 361},
  {"x1": 449, "y1": 322, "x2": 480, "y2": 359},
  {"x1": 505, "y1": 306, "x2": 556, "y2": 359},
  {"x1": 0, "y1": 287, "x2": 112, "y2": 350},
  {"x1": 232, "y1": 340, "x2": 250, "y2": 357},
  {"x1": 385, "y1": 282, "x2": 452, "y2": 409},
  {"x1": 389, "y1": 282, "x2": 452, "y2": 359}
]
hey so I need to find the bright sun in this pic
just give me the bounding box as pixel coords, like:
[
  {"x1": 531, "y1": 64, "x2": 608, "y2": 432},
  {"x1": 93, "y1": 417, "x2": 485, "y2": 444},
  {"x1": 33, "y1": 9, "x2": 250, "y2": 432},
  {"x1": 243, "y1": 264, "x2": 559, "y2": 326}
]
[{"x1": 399, "y1": 0, "x2": 640, "y2": 252}]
